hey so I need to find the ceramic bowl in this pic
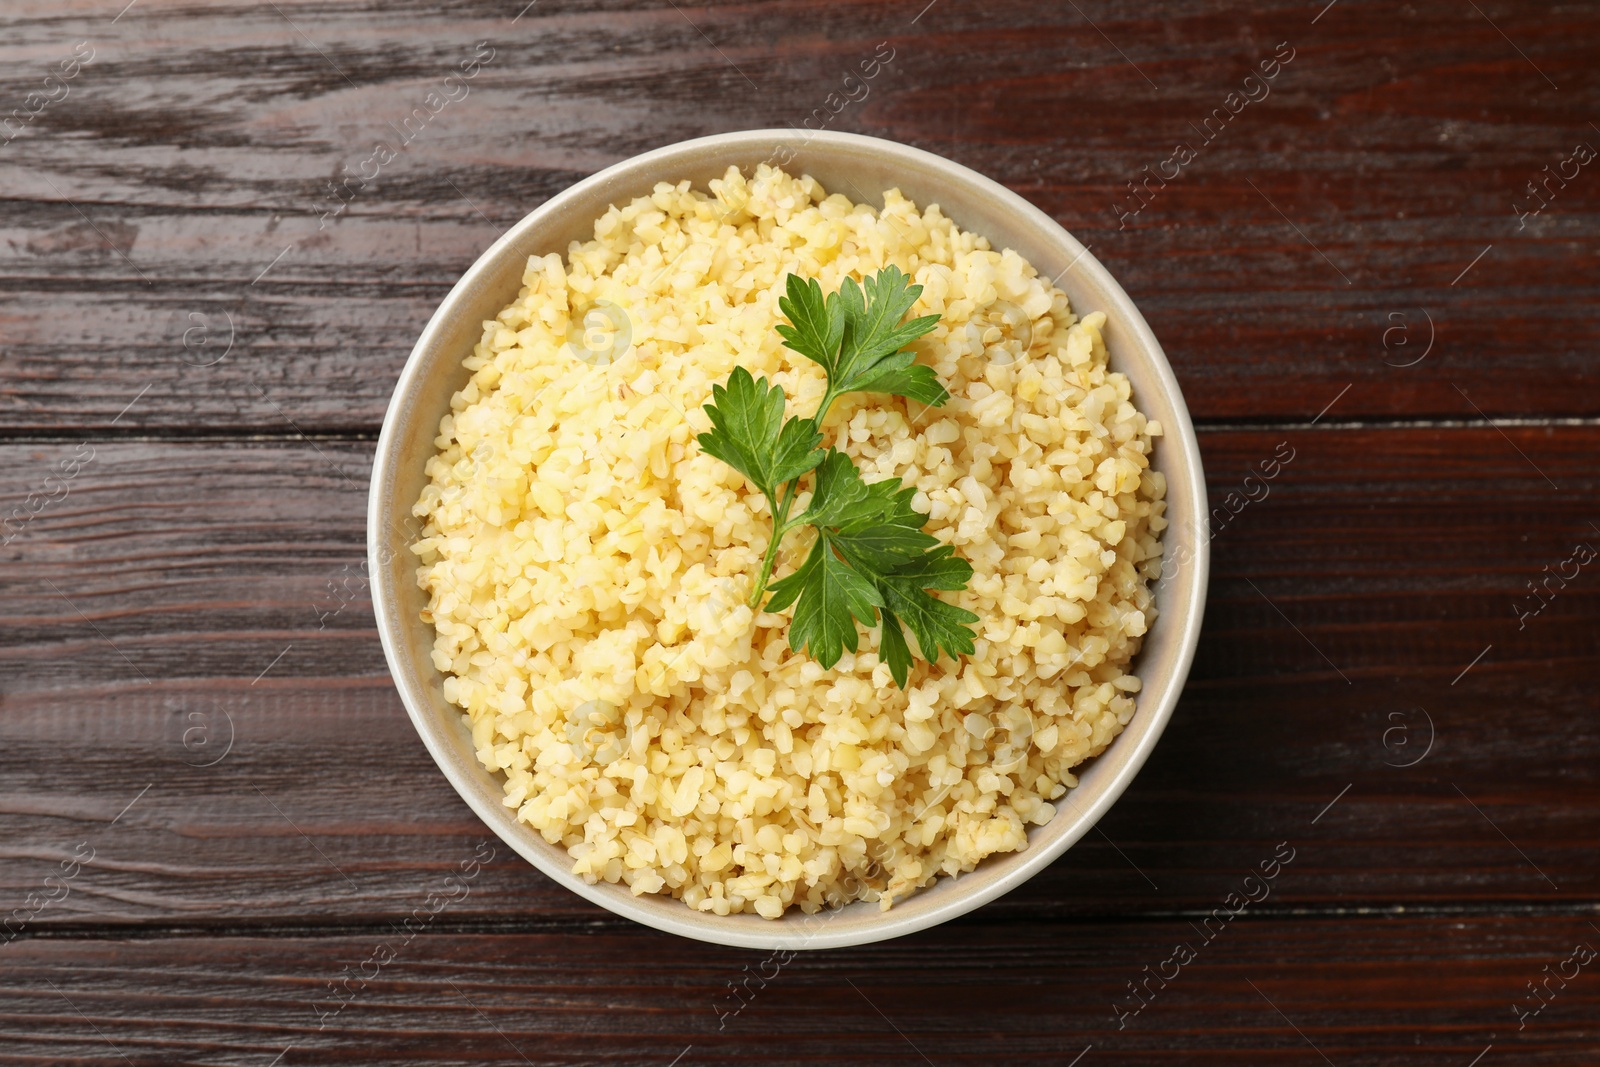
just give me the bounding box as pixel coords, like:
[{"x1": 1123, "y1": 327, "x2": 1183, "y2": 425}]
[{"x1": 369, "y1": 129, "x2": 1207, "y2": 950}]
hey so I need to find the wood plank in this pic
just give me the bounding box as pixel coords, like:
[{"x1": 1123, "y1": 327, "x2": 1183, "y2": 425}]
[
  {"x1": 1, "y1": 426, "x2": 1595, "y2": 928},
  {"x1": 4, "y1": 917, "x2": 1596, "y2": 1064},
  {"x1": 1, "y1": 0, "x2": 1597, "y2": 431}
]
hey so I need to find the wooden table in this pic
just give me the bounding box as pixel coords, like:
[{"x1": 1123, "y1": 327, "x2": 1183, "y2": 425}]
[{"x1": 3, "y1": 1, "x2": 1596, "y2": 1063}]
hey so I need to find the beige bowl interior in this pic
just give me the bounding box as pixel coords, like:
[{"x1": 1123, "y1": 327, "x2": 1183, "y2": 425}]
[{"x1": 368, "y1": 129, "x2": 1208, "y2": 950}]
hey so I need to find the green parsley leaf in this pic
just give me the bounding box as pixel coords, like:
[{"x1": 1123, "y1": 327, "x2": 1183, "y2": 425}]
[
  {"x1": 883, "y1": 542, "x2": 973, "y2": 591},
  {"x1": 764, "y1": 533, "x2": 882, "y2": 669},
  {"x1": 874, "y1": 568, "x2": 980, "y2": 666},
  {"x1": 796, "y1": 449, "x2": 923, "y2": 533},
  {"x1": 877, "y1": 606, "x2": 914, "y2": 688},
  {"x1": 845, "y1": 351, "x2": 950, "y2": 407},
  {"x1": 696, "y1": 366, "x2": 823, "y2": 500},
  {"x1": 831, "y1": 525, "x2": 942, "y2": 574},
  {"x1": 776, "y1": 267, "x2": 946, "y2": 414},
  {"x1": 782, "y1": 448, "x2": 978, "y2": 675},
  {"x1": 773, "y1": 275, "x2": 843, "y2": 373},
  {"x1": 833, "y1": 266, "x2": 943, "y2": 393}
]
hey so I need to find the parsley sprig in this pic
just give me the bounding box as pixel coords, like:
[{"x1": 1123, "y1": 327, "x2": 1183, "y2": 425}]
[{"x1": 696, "y1": 267, "x2": 980, "y2": 687}]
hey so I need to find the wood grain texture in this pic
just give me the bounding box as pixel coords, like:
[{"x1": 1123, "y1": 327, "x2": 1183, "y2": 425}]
[
  {"x1": 3, "y1": 1, "x2": 1598, "y2": 1060},
  {"x1": 2, "y1": 427, "x2": 1594, "y2": 929},
  {"x1": 5, "y1": 918, "x2": 1598, "y2": 1065},
  {"x1": 1, "y1": 0, "x2": 1597, "y2": 432}
]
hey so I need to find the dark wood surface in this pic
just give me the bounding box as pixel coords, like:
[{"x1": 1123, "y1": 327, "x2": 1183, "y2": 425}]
[
  {"x1": 8, "y1": 919, "x2": 1599, "y2": 1065},
  {"x1": 2, "y1": 0, "x2": 1596, "y2": 1063}
]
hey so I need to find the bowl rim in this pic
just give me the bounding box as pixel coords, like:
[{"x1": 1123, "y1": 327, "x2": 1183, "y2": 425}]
[{"x1": 369, "y1": 128, "x2": 1208, "y2": 950}]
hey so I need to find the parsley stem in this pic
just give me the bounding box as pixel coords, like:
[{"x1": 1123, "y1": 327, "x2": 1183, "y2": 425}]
[
  {"x1": 749, "y1": 479, "x2": 801, "y2": 608},
  {"x1": 813, "y1": 387, "x2": 840, "y2": 433}
]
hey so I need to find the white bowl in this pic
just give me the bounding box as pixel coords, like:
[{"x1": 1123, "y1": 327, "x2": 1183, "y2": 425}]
[{"x1": 369, "y1": 129, "x2": 1208, "y2": 950}]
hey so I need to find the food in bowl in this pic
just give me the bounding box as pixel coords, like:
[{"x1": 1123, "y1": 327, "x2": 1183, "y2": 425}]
[{"x1": 408, "y1": 164, "x2": 1167, "y2": 918}]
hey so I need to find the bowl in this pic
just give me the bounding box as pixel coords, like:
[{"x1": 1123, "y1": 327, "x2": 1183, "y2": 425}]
[{"x1": 369, "y1": 129, "x2": 1207, "y2": 950}]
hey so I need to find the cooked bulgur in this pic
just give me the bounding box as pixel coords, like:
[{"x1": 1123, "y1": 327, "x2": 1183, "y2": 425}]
[{"x1": 410, "y1": 164, "x2": 1166, "y2": 918}]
